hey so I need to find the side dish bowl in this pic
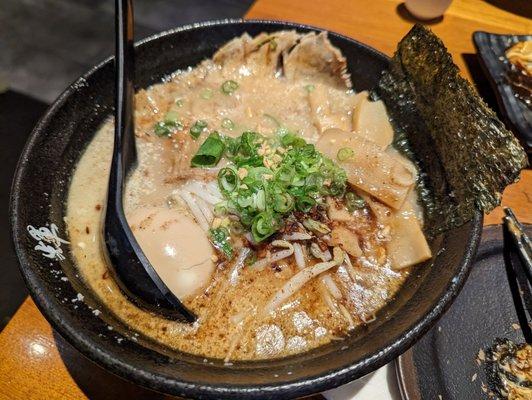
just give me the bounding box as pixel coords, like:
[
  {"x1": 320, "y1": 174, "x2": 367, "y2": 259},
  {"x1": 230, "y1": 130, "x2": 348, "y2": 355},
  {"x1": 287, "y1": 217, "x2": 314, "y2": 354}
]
[
  {"x1": 10, "y1": 20, "x2": 483, "y2": 399},
  {"x1": 473, "y1": 31, "x2": 532, "y2": 156}
]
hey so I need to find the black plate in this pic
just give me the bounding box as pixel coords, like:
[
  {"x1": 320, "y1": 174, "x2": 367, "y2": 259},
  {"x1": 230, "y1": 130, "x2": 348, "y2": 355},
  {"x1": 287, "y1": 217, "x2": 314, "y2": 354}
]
[
  {"x1": 473, "y1": 32, "x2": 532, "y2": 156},
  {"x1": 10, "y1": 19, "x2": 482, "y2": 399},
  {"x1": 397, "y1": 224, "x2": 531, "y2": 400}
]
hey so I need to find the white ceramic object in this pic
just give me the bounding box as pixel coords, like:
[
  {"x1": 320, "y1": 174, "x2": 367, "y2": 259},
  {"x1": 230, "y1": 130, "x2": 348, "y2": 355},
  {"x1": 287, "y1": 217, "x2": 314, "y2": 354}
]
[
  {"x1": 404, "y1": 0, "x2": 453, "y2": 20},
  {"x1": 323, "y1": 363, "x2": 401, "y2": 400}
]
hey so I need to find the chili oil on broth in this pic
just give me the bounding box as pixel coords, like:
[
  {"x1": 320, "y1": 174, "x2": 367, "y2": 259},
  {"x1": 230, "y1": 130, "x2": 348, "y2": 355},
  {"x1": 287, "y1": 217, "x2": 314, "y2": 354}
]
[{"x1": 66, "y1": 30, "x2": 424, "y2": 361}]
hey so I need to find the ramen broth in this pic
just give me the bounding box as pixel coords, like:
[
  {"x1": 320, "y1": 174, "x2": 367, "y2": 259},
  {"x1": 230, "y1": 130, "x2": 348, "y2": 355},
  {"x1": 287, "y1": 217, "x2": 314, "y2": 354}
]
[{"x1": 66, "y1": 31, "x2": 431, "y2": 360}]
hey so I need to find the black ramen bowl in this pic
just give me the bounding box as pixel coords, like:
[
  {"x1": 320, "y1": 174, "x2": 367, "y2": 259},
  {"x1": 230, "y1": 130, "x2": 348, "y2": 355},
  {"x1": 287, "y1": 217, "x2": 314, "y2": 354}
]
[{"x1": 10, "y1": 20, "x2": 483, "y2": 399}]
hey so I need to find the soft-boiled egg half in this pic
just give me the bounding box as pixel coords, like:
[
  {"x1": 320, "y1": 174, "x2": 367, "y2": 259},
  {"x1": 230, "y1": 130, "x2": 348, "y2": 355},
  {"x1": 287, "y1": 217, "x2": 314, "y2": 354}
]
[{"x1": 128, "y1": 206, "x2": 214, "y2": 300}]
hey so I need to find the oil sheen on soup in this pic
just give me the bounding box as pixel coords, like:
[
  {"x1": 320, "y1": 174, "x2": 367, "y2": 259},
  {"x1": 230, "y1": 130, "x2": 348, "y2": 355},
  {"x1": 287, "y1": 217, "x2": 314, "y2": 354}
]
[{"x1": 66, "y1": 30, "x2": 432, "y2": 361}]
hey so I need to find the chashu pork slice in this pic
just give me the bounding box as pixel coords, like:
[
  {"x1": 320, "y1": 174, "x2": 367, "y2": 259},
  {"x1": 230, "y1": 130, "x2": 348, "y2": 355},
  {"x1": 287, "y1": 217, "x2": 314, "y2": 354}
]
[
  {"x1": 316, "y1": 128, "x2": 415, "y2": 210},
  {"x1": 307, "y1": 83, "x2": 353, "y2": 133},
  {"x1": 213, "y1": 31, "x2": 301, "y2": 77},
  {"x1": 283, "y1": 32, "x2": 351, "y2": 89}
]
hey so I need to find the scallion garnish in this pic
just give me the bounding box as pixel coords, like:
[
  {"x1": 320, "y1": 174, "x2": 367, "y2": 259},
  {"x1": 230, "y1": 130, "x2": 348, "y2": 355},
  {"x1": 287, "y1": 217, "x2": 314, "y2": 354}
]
[
  {"x1": 245, "y1": 251, "x2": 257, "y2": 266},
  {"x1": 303, "y1": 218, "x2": 330, "y2": 234},
  {"x1": 218, "y1": 167, "x2": 239, "y2": 194},
  {"x1": 200, "y1": 88, "x2": 213, "y2": 99},
  {"x1": 191, "y1": 132, "x2": 225, "y2": 167},
  {"x1": 154, "y1": 120, "x2": 182, "y2": 137},
  {"x1": 275, "y1": 165, "x2": 295, "y2": 184},
  {"x1": 337, "y1": 147, "x2": 354, "y2": 161},
  {"x1": 223, "y1": 136, "x2": 240, "y2": 157},
  {"x1": 305, "y1": 84, "x2": 315, "y2": 92},
  {"x1": 154, "y1": 122, "x2": 171, "y2": 137},
  {"x1": 345, "y1": 192, "x2": 366, "y2": 212},
  {"x1": 251, "y1": 211, "x2": 278, "y2": 242},
  {"x1": 190, "y1": 120, "x2": 207, "y2": 139},
  {"x1": 205, "y1": 130, "x2": 346, "y2": 242},
  {"x1": 328, "y1": 179, "x2": 347, "y2": 197},
  {"x1": 222, "y1": 118, "x2": 235, "y2": 130},
  {"x1": 273, "y1": 193, "x2": 294, "y2": 213},
  {"x1": 209, "y1": 227, "x2": 233, "y2": 259},
  {"x1": 164, "y1": 111, "x2": 180, "y2": 123},
  {"x1": 221, "y1": 80, "x2": 239, "y2": 95},
  {"x1": 296, "y1": 196, "x2": 316, "y2": 212},
  {"x1": 214, "y1": 202, "x2": 228, "y2": 216},
  {"x1": 305, "y1": 173, "x2": 324, "y2": 193},
  {"x1": 280, "y1": 132, "x2": 306, "y2": 148}
]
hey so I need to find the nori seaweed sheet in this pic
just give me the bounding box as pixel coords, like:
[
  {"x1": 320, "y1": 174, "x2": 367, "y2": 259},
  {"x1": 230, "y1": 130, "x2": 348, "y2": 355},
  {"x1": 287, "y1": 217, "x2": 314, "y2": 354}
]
[{"x1": 376, "y1": 24, "x2": 527, "y2": 237}]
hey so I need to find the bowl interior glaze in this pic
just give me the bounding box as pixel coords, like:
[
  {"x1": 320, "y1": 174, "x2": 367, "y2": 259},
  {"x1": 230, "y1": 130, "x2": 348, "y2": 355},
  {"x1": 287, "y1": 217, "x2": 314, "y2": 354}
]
[{"x1": 10, "y1": 20, "x2": 482, "y2": 399}]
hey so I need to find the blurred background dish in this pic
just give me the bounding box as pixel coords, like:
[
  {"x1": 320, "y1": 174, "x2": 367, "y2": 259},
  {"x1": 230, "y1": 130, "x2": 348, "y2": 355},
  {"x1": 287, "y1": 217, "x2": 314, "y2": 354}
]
[
  {"x1": 474, "y1": 31, "x2": 532, "y2": 158},
  {"x1": 397, "y1": 224, "x2": 532, "y2": 400}
]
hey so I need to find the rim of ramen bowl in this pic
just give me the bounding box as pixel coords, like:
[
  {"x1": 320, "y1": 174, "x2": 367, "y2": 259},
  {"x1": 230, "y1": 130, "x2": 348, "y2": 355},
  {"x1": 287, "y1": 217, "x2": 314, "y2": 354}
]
[{"x1": 10, "y1": 19, "x2": 483, "y2": 399}]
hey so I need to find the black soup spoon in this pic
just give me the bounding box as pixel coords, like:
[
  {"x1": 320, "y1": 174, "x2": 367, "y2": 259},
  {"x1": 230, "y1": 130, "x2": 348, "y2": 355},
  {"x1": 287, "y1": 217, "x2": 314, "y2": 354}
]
[{"x1": 104, "y1": 0, "x2": 196, "y2": 323}]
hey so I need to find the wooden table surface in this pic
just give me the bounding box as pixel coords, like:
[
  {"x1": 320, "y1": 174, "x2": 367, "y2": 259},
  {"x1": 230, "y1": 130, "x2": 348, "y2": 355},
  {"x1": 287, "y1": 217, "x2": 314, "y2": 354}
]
[{"x1": 1, "y1": 1, "x2": 530, "y2": 399}]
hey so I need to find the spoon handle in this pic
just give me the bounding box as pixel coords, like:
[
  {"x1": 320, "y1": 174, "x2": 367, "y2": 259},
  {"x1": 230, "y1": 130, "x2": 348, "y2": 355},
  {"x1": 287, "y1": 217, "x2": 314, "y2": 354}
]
[{"x1": 114, "y1": 0, "x2": 136, "y2": 181}]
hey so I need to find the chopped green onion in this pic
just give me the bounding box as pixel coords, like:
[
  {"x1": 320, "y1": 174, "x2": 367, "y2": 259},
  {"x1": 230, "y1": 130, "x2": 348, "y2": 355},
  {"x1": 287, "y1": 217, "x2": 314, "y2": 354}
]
[
  {"x1": 245, "y1": 250, "x2": 257, "y2": 266},
  {"x1": 221, "y1": 80, "x2": 239, "y2": 95},
  {"x1": 223, "y1": 136, "x2": 240, "y2": 157},
  {"x1": 190, "y1": 120, "x2": 207, "y2": 139},
  {"x1": 240, "y1": 131, "x2": 262, "y2": 155},
  {"x1": 154, "y1": 122, "x2": 171, "y2": 137},
  {"x1": 154, "y1": 120, "x2": 182, "y2": 137},
  {"x1": 242, "y1": 167, "x2": 269, "y2": 186},
  {"x1": 239, "y1": 209, "x2": 254, "y2": 227},
  {"x1": 337, "y1": 147, "x2": 354, "y2": 161},
  {"x1": 329, "y1": 179, "x2": 346, "y2": 197},
  {"x1": 222, "y1": 118, "x2": 235, "y2": 130},
  {"x1": 345, "y1": 192, "x2": 366, "y2": 212},
  {"x1": 214, "y1": 202, "x2": 228, "y2": 216},
  {"x1": 296, "y1": 196, "x2": 316, "y2": 212},
  {"x1": 305, "y1": 174, "x2": 324, "y2": 193},
  {"x1": 191, "y1": 132, "x2": 225, "y2": 167},
  {"x1": 292, "y1": 137, "x2": 307, "y2": 148},
  {"x1": 254, "y1": 189, "x2": 266, "y2": 211},
  {"x1": 210, "y1": 129, "x2": 347, "y2": 242},
  {"x1": 237, "y1": 195, "x2": 253, "y2": 208},
  {"x1": 273, "y1": 193, "x2": 294, "y2": 213},
  {"x1": 280, "y1": 132, "x2": 305, "y2": 148},
  {"x1": 209, "y1": 227, "x2": 233, "y2": 259},
  {"x1": 174, "y1": 99, "x2": 184, "y2": 107},
  {"x1": 200, "y1": 88, "x2": 213, "y2": 99},
  {"x1": 305, "y1": 84, "x2": 315, "y2": 92},
  {"x1": 303, "y1": 218, "x2": 330, "y2": 234},
  {"x1": 251, "y1": 212, "x2": 277, "y2": 242},
  {"x1": 280, "y1": 132, "x2": 296, "y2": 147},
  {"x1": 164, "y1": 111, "x2": 180, "y2": 123},
  {"x1": 218, "y1": 168, "x2": 239, "y2": 194},
  {"x1": 275, "y1": 165, "x2": 295, "y2": 184},
  {"x1": 230, "y1": 131, "x2": 264, "y2": 167}
]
